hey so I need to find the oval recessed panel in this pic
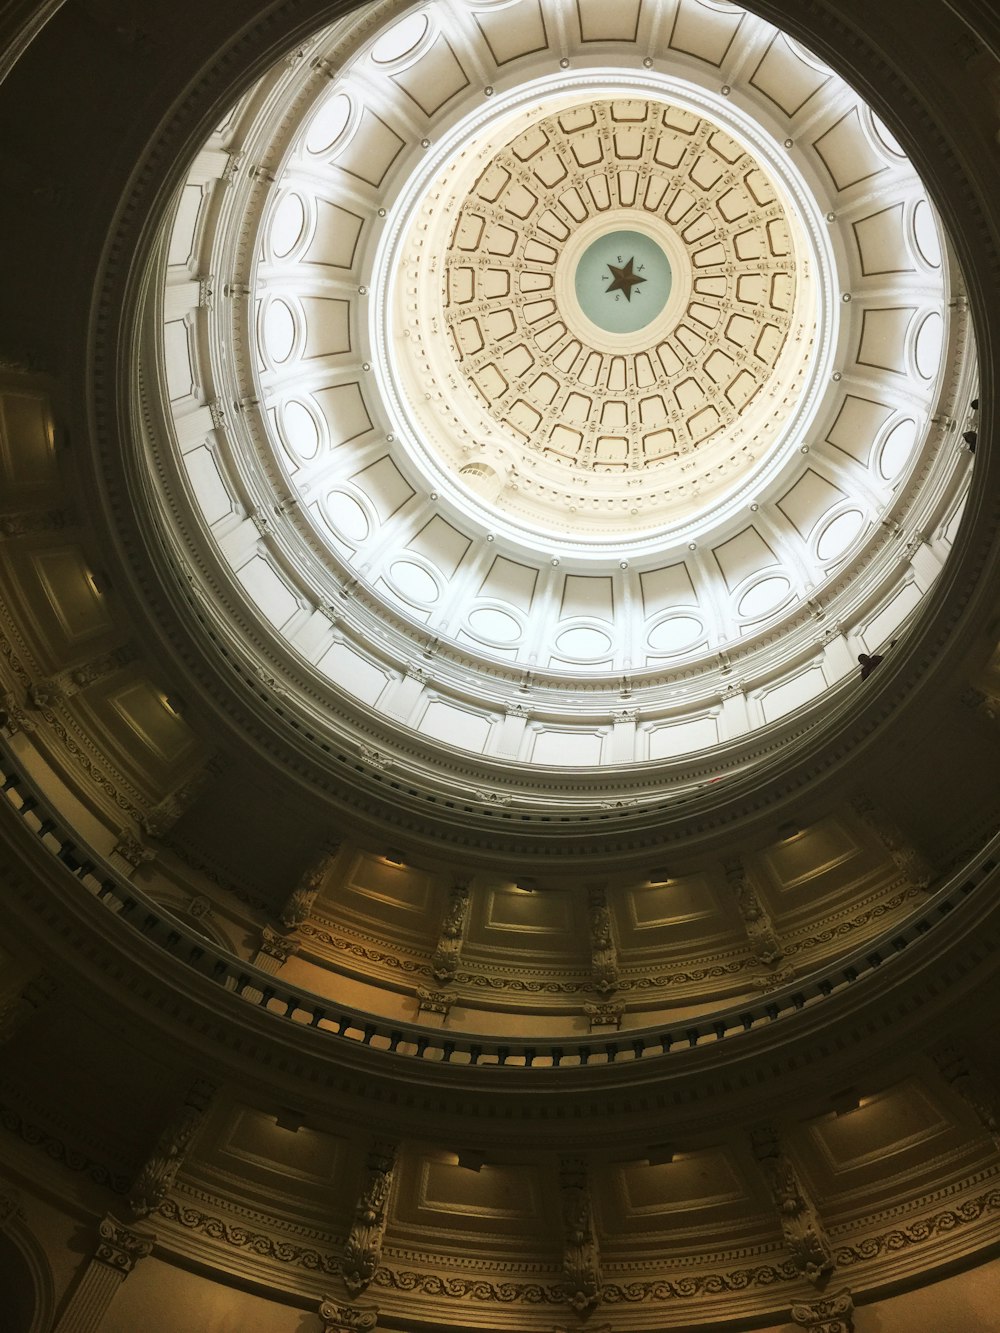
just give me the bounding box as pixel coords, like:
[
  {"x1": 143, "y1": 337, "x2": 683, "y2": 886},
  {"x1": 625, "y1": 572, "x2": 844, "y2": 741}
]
[
  {"x1": 372, "y1": 12, "x2": 428, "y2": 63},
  {"x1": 871, "y1": 112, "x2": 904, "y2": 157},
  {"x1": 469, "y1": 607, "x2": 521, "y2": 644},
  {"x1": 879, "y1": 418, "x2": 918, "y2": 480},
  {"x1": 327, "y1": 491, "x2": 369, "y2": 543},
  {"x1": 647, "y1": 615, "x2": 703, "y2": 653},
  {"x1": 913, "y1": 199, "x2": 941, "y2": 268},
  {"x1": 816, "y1": 509, "x2": 864, "y2": 562},
  {"x1": 281, "y1": 400, "x2": 320, "y2": 460},
  {"x1": 738, "y1": 576, "x2": 790, "y2": 619},
  {"x1": 914, "y1": 311, "x2": 943, "y2": 380},
  {"x1": 271, "y1": 193, "x2": 306, "y2": 258},
  {"x1": 305, "y1": 93, "x2": 351, "y2": 154},
  {"x1": 555, "y1": 626, "x2": 613, "y2": 658},
  {"x1": 390, "y1": 560, "x2": 438, "y2": 604},
  {"x1": 263, "y1": 300, "x2": 296, "y2": 363}
]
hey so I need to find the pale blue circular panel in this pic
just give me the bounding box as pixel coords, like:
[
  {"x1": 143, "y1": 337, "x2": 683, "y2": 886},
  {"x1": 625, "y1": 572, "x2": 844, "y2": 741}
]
[{"x1": 574, "y1": 229, "x2": 672, "y2": 335}]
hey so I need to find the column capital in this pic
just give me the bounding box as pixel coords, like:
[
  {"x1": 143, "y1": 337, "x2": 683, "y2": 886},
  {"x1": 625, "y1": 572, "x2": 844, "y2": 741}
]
[
  {"x1": 318, "y1": 1296, "x2": 378, "y2": 1331},
  {"x1": 790, "y1": 1287, "x2": 854, "y2": 1333},
  {"x1": 95, "y1": 1214, "x2": 155, "y2": 1274},
  {"x1": 259, "y1": 924, "x2": 300, "y2": 965}
]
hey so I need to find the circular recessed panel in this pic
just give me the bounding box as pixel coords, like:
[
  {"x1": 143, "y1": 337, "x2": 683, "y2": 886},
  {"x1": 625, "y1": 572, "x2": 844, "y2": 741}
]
[
  {"x1": 305, "y1": 93, "x2": 351, "y2": 154},
  {"x1": 263, "y1": 300, "x2": 296, "y2": 363},
  {"x1": 913, "y1": 199, "x2": 942, "y2": 268},
  {"x1": 738, "y1": 576, "x2": 790, "y2": 619},
  {"x1": 816, "y1": 509, "x2": 864, "y2": 561},
  {"x1": 556, "y1": 626, "x2": 613, "y2": 658},
  {"x1": 914, "y1": 311, "x2": 943, "y2": 380},
  {"x1": 389, "y1": 560, "x2": 439, "y2": 604},
  {"x1": 327, "y1": 491, "x2": 370, "y2": 542},
  {"x1": 271, "y1": 193, "x2": 306, "y2": 258},
  {"x1": 281, "y1": 399, "x2": 320, "y2": 460},
  {"x1": 879, "y1": 418, "x2": 918, "y2": 480},
  {"x1": 574, "y1": 230, "x2": 672, "y2": 334},
  {"x1": 468, "y1": 607, "x2": 521, "y2": 643},
  {"x1": 371, "y1": 12, "x2": 428, "y2": 64},
  {"x1": 648, "y1": 614, "x2": 703, "y2": 652}
]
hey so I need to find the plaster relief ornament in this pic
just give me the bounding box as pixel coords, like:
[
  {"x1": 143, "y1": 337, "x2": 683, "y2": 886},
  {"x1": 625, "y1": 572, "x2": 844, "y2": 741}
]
[
  {"x1": 587, "y1": 886, "x2": 620, "y2": 994},
  {"x1": 280, "y1": 846, "x2": 340, "y2": 928},
  {"x1": 752, "y1": 1125, "x2": 834, "y2": 1285},
  {"x1": 127, "y1": 1078, "x2": 216, "y2": 1218},
  {"x1": 342, "y1": 1142, "x2": 397, "y2": 1295},
  {"x1": 431, "y1": 882, "x2": 470, "y2": 982},
  {"x1": 559, "y1": 1158, "x2": 603, "y2": 1314}
]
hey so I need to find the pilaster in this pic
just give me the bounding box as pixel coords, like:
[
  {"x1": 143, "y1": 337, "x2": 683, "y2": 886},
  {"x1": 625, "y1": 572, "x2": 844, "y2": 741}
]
[{"x1": 53, "y1": 1214, "x2": 155, "y2": 1333}]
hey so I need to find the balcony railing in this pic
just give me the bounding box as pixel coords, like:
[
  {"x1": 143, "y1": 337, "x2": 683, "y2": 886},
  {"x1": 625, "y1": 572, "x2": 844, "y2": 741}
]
[{"x1": 2, "y1": 742, "x2": 996, "y2": 1070}]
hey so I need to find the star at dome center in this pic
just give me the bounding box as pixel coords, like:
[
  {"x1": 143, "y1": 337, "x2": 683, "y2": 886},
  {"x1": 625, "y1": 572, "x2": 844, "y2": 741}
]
[{"x1": 605, "y1": 257, "x2": 647, "y2": 301}]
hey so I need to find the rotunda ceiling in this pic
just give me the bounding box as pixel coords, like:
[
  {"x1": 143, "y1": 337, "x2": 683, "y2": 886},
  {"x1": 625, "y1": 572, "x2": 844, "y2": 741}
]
[
  {"x1": 140, "y1": 0, "x2": 975, "y2": 806},
  {"x1": 382, "y1": 91, "x2": 815, "y2": 537}
]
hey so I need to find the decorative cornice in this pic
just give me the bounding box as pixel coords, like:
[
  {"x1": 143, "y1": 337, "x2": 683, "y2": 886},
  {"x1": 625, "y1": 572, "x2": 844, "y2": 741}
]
[
  {"x1": 0, "y1": 1100, "x2": 131, "y2": 1194},
  {"x1": 157, "y1": 1198, "x2": 341, "y2": 1272},
  {"x1": 835, "y1": 1185, "x2": 1000, "y2": 1265}
]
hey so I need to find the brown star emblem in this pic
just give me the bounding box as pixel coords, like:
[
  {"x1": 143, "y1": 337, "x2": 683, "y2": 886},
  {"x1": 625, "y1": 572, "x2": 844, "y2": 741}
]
[{"x1": 605, "y1": 257, "x2": 647, "y2": 302}]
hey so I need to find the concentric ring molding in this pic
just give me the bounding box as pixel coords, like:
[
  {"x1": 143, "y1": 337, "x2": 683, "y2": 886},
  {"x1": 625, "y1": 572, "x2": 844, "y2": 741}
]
[{"x1": 147, "y1": 0, "x2": 976, "y2": 795}]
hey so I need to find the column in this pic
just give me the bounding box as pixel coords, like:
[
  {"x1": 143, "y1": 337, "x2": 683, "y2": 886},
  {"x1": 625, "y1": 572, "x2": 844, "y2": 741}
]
[
  {"x1": 819, "y1": 624, "x2": 856, "y2": 681},
  {"x1": 609, "y1": 707, "x2": 637, "y2": 763},
  {"x1": 720, "y1": 681, "x2": 750, "y2": 739},
  {"x1": 53, "y1": 1214, "x2": 155, "y2": 1333},
  {"x1": 489, "y1": 700, "x2": 529, "y2": 758},
  {"x1": 380, "y1": 665, "x2": 426, "y2": 723},
  {"x1": 252, "y1": 925, "x2": 300, "y2": 975},
  {"x1": 108, "y1": 828, "x2": 156, "y2": 878}
]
